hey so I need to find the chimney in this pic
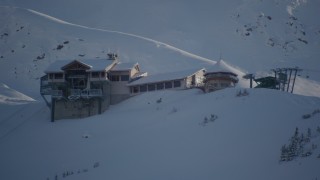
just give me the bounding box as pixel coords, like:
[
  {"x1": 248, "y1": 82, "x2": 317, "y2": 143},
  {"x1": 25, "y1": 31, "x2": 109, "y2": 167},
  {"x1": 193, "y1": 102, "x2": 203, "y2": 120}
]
[{"x1": 107, "y1": 53, "x2": 118, "y2": 60}]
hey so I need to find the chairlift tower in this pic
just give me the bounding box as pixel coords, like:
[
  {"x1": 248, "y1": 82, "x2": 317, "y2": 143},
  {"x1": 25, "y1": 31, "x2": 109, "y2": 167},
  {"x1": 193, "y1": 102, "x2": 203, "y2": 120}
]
[
  {"x1": 271, "y1": 67, "x2": 302, "y2": 93},
  {"x1": 243, "y1": 73, "x2": 254, "y2": 88}
]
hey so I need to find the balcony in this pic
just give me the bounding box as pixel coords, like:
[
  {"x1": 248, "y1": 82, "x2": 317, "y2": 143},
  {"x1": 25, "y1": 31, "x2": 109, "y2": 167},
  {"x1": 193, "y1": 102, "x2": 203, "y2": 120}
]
[
  {"x1": 205, "y1": 73, "x2": 238, "y2": 83},
  {"x1": 68, "y1": 89, "x2": 102, "y2": 100},
  {"x1": 51, "y1": 90, "x2": 63, "y2": 98}
]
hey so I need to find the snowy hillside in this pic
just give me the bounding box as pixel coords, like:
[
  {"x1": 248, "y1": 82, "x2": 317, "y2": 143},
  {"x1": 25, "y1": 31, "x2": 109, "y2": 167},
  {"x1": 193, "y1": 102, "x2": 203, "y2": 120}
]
[
  {"x1": 1, "y1": 0, "x2": 320, "y2": 78},
  {"x1": 0, "y1": 83, "x2": 34, "y2": 105},
  {"x1": 0, "y1": 88, "x2": 320, "y2": 180},
  {"x1": 1, "y1": 0, "x2": 320, "y2": 96},
  {"x1": 0, "y1": 6, "x2": 215, "y2": 97},
  {"x1": 0, "y1": 1, "x2": 320, "y2": 180}
]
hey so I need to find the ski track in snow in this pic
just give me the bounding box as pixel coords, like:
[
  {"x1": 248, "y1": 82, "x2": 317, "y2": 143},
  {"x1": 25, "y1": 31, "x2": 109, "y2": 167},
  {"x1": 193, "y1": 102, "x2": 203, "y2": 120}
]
[{"x1": 27, "y1": 8, "x2": 216, "y2": 64}]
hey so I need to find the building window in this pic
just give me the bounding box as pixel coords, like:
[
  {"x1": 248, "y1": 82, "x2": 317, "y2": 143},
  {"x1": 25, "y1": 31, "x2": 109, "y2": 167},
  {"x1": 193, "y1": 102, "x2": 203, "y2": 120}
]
[
  {"x1": 49, "y1": 74, "x2": 54, "y2": 79},
  {"x1": 101, "y1": 72, "x2": 105, "y2": 78},
  {"x1": 148, "y1": 84, "x2": 156, "y2": 91},
  {"x1": 92, "y1": 72, "x2": 100, "y2": 78},
  {"x1": 131, "y1": 86, "x2": 139, "y2": 93},
  {"x1": 110, "y1": 75, "x2": 120, "y2": 81},
  {"x1": 121, "y1": 75, "x2": 130, "y2": 81},
  {"x1": 165, "y1": 81, "x2": 172, "y2": 89},
  {"x1": 54, "y1": 73, "x2": 63, "y2": 79},
  {"x1": 173, "y1": 80, "x2": 181, "y2": 88},
  {"x1": 140, "y1": 85, "x2": 147, "y2": 92},
  {"x1": 221, "y1": 83, "x2": 229, "y2": 87},
  {"x1": 156, "y1": 83, "x2": 164, "y2": 90}
]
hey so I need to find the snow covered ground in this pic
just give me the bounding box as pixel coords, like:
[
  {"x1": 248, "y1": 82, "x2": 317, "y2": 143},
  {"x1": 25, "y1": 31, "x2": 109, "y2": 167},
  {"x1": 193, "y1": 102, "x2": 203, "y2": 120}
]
[
  {"x1": 0, "y1": 88, "x2": 319, "y2": 180},
  {"x1": 1, "y1": 0, "x2": 320, "y2": 96},
  {"x1": 0, "y1": 1, "x2": 320, "y2": 179}
]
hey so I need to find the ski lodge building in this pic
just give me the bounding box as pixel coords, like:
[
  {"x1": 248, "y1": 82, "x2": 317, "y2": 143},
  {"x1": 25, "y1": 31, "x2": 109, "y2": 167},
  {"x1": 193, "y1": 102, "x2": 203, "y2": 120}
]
[
  {"x1": 40, "y1": 55, "x2": 238, "y2": 121},
  {"x1": 203, "y1": 60, "x2": 239, "y2": 93}
]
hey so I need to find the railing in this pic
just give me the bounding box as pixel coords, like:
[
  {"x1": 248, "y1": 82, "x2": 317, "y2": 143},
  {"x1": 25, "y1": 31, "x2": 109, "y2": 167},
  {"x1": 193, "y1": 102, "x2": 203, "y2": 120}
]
[
  {"x1": 68, "y1": 89, "x2": 102, "y2": 100},
  {"x1": 83, "y1": 89, "x2": 102, "y2": 97},
  {"x1": 51, "y1": 90, "x2": 63, "y2": 98},
  {"x1": 70, "y1": 89, "x2": 82, "y2": 96},
  {"x1": 205, "y1": 73, "x2": 239, "y2": 83}
]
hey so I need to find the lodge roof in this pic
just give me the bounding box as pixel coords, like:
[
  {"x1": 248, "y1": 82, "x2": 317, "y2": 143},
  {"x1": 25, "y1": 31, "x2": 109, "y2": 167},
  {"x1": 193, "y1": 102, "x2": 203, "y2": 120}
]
[
  {"x1": 128, "y1": 68, "x2": 205, "y2": 86},
  {"x1": 205, "y1": 60, "x2": 238, "y2": 77},
  {"x1": 111, "y1": 62, "x2": 139, "y2": 71},
  {"x1": 44, "y1": 59, "x2": 117, "y2": 73}
]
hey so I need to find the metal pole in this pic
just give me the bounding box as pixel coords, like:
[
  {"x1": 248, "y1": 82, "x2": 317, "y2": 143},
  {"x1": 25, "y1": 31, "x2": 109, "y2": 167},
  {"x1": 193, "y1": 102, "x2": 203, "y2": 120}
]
[
  {"x1": 286, "y1": 68, "x2": 293, "y2": 92},
  {"x1": 291, "y1": 68, "x2": 298, "y2": 93}
]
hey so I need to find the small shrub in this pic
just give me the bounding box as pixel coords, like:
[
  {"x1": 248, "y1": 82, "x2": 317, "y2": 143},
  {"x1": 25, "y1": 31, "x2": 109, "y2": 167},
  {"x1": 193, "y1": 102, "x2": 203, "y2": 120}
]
[
  {"x1": 302, "y1": 114, "x2": 311, "y2": 119},
  {"x1": 56, "y1": 44, "x2": 64, "y2": 50},
  {"x1": 210, "y1": 114, "x2": 218, "y2": 122},
  {"x1": 302, "y1": 109, "x2": 320, "y2": 119},
  {"x1": 236, "y1": 89, "x2": 249, "y2": 97},
  {"x1": 36, "y1": 53, "x2": 45, "y2": 60},
  {"x1": 312, "y1": 109, "x2": 320, "y2": 115},
  {"x1": 93, "y1": 162, "x2": 100, "y2": 168},
  {"x1": 171, "y1": 107, "x2": 178, "y2": 113},
  {"x1": 156, "y1": 98, "x2": 162, "y2": 103},
  {"x1": 200, "y1": 114, "x2": 218, "y2": 126}
]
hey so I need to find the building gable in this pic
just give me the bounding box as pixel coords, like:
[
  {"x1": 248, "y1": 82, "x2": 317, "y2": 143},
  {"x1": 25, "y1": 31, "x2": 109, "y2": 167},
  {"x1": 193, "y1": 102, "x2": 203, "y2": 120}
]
[{"x1": 61, "y1": 60, "x2": 91, "y2": 71}]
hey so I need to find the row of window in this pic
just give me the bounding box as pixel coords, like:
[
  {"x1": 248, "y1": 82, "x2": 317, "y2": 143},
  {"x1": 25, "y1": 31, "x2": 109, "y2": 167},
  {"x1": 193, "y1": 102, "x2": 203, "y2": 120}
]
[
  {"x1": 208, "y1": 82, "x2": 232, "y2": 88},
  {"x1": 109, "y1": 75, "x2": 130, "y2": 82},
  {"x1": 49, "y1": 73, "x2": 64, "y2": 79},
  {"x1": 48, "y1": 72, "x2": 130, "y2": 81},
  {"x1": 91, "y1": 72, "x2": 106, "y2": 78},
  {"x1": 131, "y1": 80, "x2": 181, "y2": 93}
]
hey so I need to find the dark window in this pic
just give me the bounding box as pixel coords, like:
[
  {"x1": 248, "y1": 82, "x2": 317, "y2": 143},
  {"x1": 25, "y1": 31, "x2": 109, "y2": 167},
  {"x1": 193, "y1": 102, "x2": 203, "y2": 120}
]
[
  {"x1": 156, "y1": 83, "x2": 164, "y2": 90},
  {"x1": 54, "y1": 73, "x2": 63, "y2": 79},
  {"x1": 110, "y1": 75, "x2": 120, "y2": 81},
  {"x1": 148, "y1": 84, "x2": 156, "y2": 91},
  {"x1": 67, "y1": 70, "x2": 85, "y2": 76},
  {"x1": 91, "y1": 83, "x2": 101, "y2": 89},
  {"x1": 132, "y1": 86, "x2": 139, "y2": 93},
  {"x1": 92, "y1": 72, "x2": 100, "y2": 78},
  {"x1": 121, "y1": 75, "x2": 130, "y2": 81},
  {"x1": 173, "y1": 80, "x2": 181, "y2": 88},
  {"x1": 140, "y1": 85, "x2": 147, "y2": 92},
  {"x1": 165, "y1": 81, "x2": 172, "y2": 89},
  {"x1": 49, "y1": 74, "x2": 54, "y2": 79},
  {"x1": 101, "y1": 72, "x2": 105, "y2": 78},
  {"x1": 221, "y1": 83, "x2": 229, "y2": 87}
]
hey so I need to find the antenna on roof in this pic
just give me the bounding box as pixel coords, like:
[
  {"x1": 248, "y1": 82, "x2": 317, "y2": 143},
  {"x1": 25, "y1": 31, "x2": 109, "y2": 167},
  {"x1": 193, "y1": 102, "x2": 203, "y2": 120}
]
[
  {"x1": 107, "y1": 52, "x2": 118, "y2": 60},
  {"x1": 219, "y1": 49, "x2": 223, "y2": 61}
]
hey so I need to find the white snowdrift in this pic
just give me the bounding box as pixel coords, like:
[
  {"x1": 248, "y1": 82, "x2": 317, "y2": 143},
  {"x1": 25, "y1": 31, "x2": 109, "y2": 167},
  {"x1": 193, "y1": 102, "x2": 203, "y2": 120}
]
[
  {"x1": 0, "y1": 83, "x2": 35, "y2": 105},
  {"x1": 0, "y1": 88, "x2": 319, "y2": 180}
]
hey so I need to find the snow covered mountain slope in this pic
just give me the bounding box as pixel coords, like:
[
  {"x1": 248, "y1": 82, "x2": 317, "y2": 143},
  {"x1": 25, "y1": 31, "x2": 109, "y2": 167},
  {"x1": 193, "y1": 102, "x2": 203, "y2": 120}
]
[
  {"x1": 0, "y1": 88, "x2": 319, "y2": 180},
  {"x1": 1, "y1": 0, "x2": 319, "y2": 78},
  {"x1": 0, "y1": 83, "x2": 34, "y2": 105},
  {"x1": 0, "y1": 1, "x2": 319, "y2": 180},
  {"x1": 1, "y1": 5, "x2": 319, "y2": 98},
  {"x1": 0, "y1": 6, "x2": 215, "y2": 97}
]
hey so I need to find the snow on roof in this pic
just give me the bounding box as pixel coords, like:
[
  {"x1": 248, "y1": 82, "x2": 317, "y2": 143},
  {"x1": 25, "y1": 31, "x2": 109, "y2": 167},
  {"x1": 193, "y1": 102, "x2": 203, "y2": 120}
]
[
  {"x1": 44, "y1": 59, "x2": 116, "y2": 73},
  {"x1": 81, "y1": 59, "x2": 116, "y2": 72},
  {"x1": 205, "y1": 60, "x2": 238, "y2": 76},
  {"x1": 128, "y1": 68, "x2": 204, "y2": 86},
  {"x1": 111, "y1": 62, "x2": 138, "y2": 71}
]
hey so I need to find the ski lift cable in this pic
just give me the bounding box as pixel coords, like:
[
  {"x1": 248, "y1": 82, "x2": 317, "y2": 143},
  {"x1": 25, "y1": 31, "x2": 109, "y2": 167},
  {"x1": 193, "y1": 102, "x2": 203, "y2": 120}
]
[{"x1": 302, "y1": 68, "x2": 320, "y2": 73}]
